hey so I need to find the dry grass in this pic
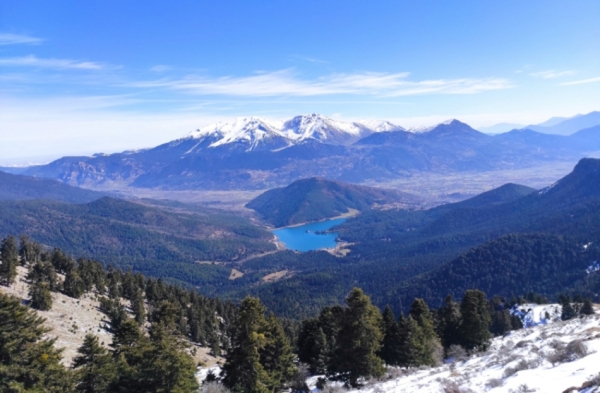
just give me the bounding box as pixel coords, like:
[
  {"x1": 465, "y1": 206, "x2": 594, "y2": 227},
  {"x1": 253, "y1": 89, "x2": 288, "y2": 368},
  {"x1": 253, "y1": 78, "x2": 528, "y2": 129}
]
[
  {"x1": 261, "y1": 270, "x2": 290, "y2": 283},
  {"x1": 0, "y1": 266, "x2": 223, "y2": 367},
  {"x1": 228, "y1": 268, "x2": 244, "y2": 280}
]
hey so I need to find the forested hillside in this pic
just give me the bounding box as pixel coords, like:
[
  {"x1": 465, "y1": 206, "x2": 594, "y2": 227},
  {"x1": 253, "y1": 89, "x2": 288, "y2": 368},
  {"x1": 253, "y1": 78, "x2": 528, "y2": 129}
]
[
  {"x1": 222, "y1": 159, "x2": 600, "y2": 317},
  {"x1": 246, "y1": 177, "x2": 419, "y2": 227},
  {"x1": 0, "y1": 170, "x2": 105, "y2": 203},
  {"x1": 0, "y1": 197, "x2": 275, "y2": 291}
]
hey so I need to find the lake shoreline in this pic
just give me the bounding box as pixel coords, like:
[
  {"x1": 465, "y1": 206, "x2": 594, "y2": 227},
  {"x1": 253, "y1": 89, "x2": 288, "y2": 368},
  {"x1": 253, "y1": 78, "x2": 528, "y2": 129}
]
[
  {"x1": 273, "y1": 208, "x2": 360, "y2": 230},
  {"x1": 271, "y1": 217, "x2": 349, "y2": 252}
]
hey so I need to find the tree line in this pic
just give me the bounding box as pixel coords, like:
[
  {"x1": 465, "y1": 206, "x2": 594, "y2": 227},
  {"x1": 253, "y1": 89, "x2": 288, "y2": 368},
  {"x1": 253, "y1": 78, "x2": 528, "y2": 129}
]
[{"x1": 1, "y1": 234, "x2": 596, "y2": 392}]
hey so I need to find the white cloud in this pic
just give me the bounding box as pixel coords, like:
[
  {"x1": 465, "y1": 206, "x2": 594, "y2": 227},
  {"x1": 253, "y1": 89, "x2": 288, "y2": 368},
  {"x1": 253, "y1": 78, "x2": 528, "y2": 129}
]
[
  {"x1": 530, "y1": 70, "x2": 575, "y2": 79},
  {"x1": 0, "y1": 95, "x2": 226, "y2": 165},
  {"x1": 0, "y1": 33, "x2": 43, "y2": 45},
  {"x1": 150, "y1": 64, "x2": 172, "y2": 72},
  {"x1": 132, "y1": 69, "x2": 512, "y2": 97},
  {"x1": 560, "y1": 77, "x2": 600, "y2": 86},
  {"x1": 288, "y1": 55, "x2": 330, "y2": 64},
  {"x1": 0, "y1": 55, "x2": 105, "y2": 70}
]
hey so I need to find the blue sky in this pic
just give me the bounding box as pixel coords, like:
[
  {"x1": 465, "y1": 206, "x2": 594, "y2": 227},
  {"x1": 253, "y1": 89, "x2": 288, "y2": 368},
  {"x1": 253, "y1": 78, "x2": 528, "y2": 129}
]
[{"x1": 1, "y1": 0, "x2": 599, "y2": 164}]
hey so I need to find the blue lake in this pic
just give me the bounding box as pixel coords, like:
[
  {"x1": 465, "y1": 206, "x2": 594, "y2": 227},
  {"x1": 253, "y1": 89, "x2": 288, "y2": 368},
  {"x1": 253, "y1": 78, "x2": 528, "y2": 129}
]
[{"x1": 272, "y1": 218, "x2": 347, "y2": 252}]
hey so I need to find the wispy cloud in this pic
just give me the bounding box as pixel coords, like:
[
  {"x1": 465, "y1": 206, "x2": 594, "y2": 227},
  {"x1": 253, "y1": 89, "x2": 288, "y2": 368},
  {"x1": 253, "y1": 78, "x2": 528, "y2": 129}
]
[
  {"x1": 560, "y1": 77, "x2": 600, "y2": 86},
  {"x1": 150, "y1": 64, "x2": 172, "y2": 72},
  {"x1": 0, "y1": 55, "x2": 105, "y2": 70},
  {"x1": 0, "y1": 33, "x2": 43, "y2": 45},
  {"x1": 131, "y1": 69, "x2": 512, "y2": 97},
  {"x1": 530, "y1": 70, "x2": 575, "y2": 79},
  {"x1": 288, "y1": 55, "x2": 330, "y2": 64}
]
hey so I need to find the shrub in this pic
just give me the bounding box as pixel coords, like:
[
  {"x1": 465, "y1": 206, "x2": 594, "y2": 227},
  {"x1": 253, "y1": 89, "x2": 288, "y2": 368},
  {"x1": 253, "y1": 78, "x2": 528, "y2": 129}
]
[
  {"x1": 201, "y1": 382, "x2": 231, "y2": 393},
  {"x1": 486, "y1": 378, "x2": 503, "y2": 388},
  {"x1": 509, "y1": 384, "x2": 537, "y2": 393},
  {"x1": 515, "y1": 340, "x2": 531, "y2": 348},
  {"x1": 320, "y1": 384, "x2": 345, "y2": 393},
  {"x1": 566, "y1": 339, "x2": 588, "y2": 358},
  {"x1": 446, "y1": 345, "x2": 468, "y2": 362},
  {"x1": 441, "y1": 380, "x2": 474, "y2": 393},
  {"x1": 547, "y1": 339, "x2": 588, "y2": 366},
  {"x1": 503, "y1": 360, "x2": 530, "y2": 378}
]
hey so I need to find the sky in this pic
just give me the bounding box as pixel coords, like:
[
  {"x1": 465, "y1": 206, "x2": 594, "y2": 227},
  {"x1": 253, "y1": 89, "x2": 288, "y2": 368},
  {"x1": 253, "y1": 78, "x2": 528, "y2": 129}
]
[{"x1": 1, "y1": 0, "x2": 599, "y2": 165}]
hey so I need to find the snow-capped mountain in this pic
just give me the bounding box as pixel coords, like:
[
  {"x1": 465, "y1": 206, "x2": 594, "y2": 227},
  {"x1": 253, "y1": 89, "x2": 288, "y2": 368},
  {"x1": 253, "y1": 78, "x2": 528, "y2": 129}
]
[
  {"x1": 281, "y1": 114, "x2": 373, "y2": 145},
  {"x1": 182, "y1": 114, "x2": 401, "y2": 152},
  {"x1": 407, "y1": 119, "x2": 460, "y2": 133},
  {"x1": 185, "y1": 117, "x2": 290, "y2": 153},
  {"x1": 358, "y1": 119, "x2": 405, "y2": 132}
]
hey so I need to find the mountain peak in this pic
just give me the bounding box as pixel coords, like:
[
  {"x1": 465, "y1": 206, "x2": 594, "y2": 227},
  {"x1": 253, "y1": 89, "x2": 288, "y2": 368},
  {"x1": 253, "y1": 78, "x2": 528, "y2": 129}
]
[
  {"x1": 185, "y1": 117, "x2": 288, "y2": 152},
  {"x1": 281, "y1": 114, "x2": 372, "y2": 145},
  {"x1": 358, "y1": 119, "x2": 405, "y2": 132}
]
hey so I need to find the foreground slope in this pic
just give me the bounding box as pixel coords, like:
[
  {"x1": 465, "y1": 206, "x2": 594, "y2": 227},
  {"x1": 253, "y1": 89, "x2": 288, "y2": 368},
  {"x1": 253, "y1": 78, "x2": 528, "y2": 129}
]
[
  {"x1": 339, "y1": 309, "x2": 600, "y2": 393},
  {"x1": 246, "y1": 177, "x2": 420, "y2": 227}
]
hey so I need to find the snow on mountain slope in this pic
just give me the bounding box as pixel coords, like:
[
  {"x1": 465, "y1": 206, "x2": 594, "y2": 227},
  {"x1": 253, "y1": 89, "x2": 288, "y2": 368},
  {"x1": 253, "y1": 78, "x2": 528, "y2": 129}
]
[
  {"x1": 185, "y1": 117, "x2": 289, "y2": 152},
  {"x1": 181, "y1": 114, "x2": 405, "y2": 152},
  {"x1": 358, "y1": 120, "x2": 405, "y2": 132},
  {"x1": 511, "y1": 303, "x2": 562, "y2": 328},
  {"x1": 281, "y1": 114, "x2": 373, "y2": 145},
  {"x1": 338, "y1": 308, "x2": 600, "y2": 393}
]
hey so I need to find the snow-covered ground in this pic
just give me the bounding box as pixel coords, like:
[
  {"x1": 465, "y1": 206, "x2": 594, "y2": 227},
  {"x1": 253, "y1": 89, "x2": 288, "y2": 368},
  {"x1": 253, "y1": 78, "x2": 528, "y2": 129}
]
[
  {"x1": 346, "y1": 306, "x2": 600, "y2": 393},
  {"x1": 196, "y1": 305, "x2": 600, "y2": 392}
]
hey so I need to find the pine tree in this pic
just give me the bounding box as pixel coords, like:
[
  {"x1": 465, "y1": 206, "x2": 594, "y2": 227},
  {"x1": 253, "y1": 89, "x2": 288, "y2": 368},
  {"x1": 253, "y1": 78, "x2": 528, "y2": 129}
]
[
  {"x1": 404, "y1": 315, "x2": 425, "y2": 367},
  {"x1": 222, "y1": 297, "x2": 271, "y2": 393},
  {"x1": 50, "y1": 248, "x2": 75, "y2": 274},
  {"x1": 107, "y1": 267, "x2": 122, "y2": 299},
  {"x1": 395, "y1": 314, "x2": 412, "y2": 367},
  {"x1": 131, "y1": 289, "x2": 146, "y2": 325},
  {"x1": 317, "y1": 305, "x2": 344, "y2": 369},
  {"x1": 30, "y1": 280, "x2": 53, "y2": 311},
  {"x1": 0, "y1": 292, "x2": 74, "y2": 392},
  {"x1": 561, "y1": 301, "x2": 577, "y2": 320},
  {"x1": 437, "y1": 295, "x2": 461, "y2": 348},
  {"x1": 261, "y1": 314, "x2": 297, "y2": 391},
  {"x1": 458, "y1": 290, "x2": 491, "y2": 351},
  {"x1": 409, "y1": 298, "x2": 441, "y2": 366},
  {"x1": 72, "y1": 334, "x2": 115, "y2": 393},
  {"x1": 580, "y1": 299, "x2": 595, "y2": 315},
  {"x1": 331, "y1": 288, "x2": 384, "y2": 387},
  {"x1": 27, "y1": 260, "x2": 59, "y2": 291},
  {"x1": 379, "y1": 305, "x2": 403, "y2": 366},
  {"x1": 144, "y1": 324, "x2": 200, "y2": 393},
  {"x1": 19, "y1": 235, "x2": 36, "y2": 266},
  {"x1": 110, "y1": 318, "x2": 143, "y2": 356},
  {"x1": 297, "y1": 319, "x2": 327, "y2": 374},
  {"x1": 0, "y1": 235, "x2": 19, "y2": 286},
  {"x1": 63, "y1": 268, "x2": 86, "y2": 298}
]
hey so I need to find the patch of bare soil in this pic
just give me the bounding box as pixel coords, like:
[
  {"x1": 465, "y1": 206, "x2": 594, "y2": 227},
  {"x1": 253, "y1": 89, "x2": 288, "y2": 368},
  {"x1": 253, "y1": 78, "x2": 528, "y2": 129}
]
[
  {"x1": 261, "y1": 270, "x2": 292, "y2": 283},
  {"x1": 228, "y1": 268, "x2": 244, "y2": 280}
]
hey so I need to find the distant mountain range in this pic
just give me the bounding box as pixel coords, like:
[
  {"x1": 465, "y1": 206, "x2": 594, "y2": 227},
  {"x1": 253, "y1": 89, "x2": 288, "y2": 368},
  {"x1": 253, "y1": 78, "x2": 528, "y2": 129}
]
[
  {"x1": 20, "y1": 112, "x2": 600, "y2": 191},
  {"x1": 246, "y1": 177, "x2": 420, "y2": 227},
  {"x1": 480, "y1": 111, "x2": 600, "y2": 136}
]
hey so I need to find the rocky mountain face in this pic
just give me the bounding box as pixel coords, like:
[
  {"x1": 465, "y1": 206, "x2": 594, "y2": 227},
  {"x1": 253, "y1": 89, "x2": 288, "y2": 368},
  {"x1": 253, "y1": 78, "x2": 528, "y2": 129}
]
[{"x1": 22, "y1": 115, "x2": 600, "y2": 190}]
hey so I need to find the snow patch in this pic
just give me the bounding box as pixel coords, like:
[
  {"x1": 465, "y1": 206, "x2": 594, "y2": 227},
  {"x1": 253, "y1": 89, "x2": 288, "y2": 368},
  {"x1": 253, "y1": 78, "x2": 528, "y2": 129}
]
[
  {"x1": 341, "y1": 313, "x2": 600, "y2": 393},
  {"x1": 587, "y1": 261, "x2": 600, "y2": 275}
]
